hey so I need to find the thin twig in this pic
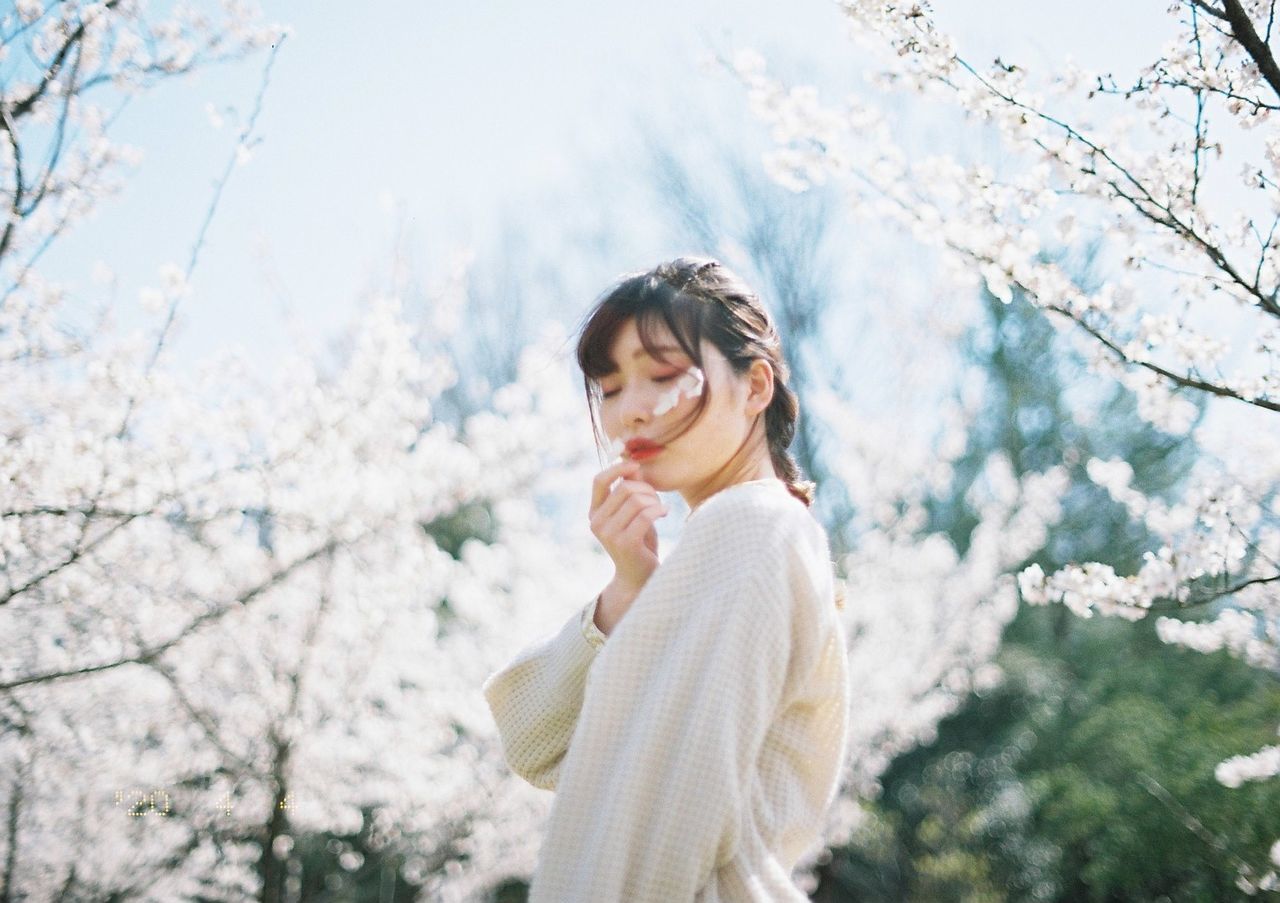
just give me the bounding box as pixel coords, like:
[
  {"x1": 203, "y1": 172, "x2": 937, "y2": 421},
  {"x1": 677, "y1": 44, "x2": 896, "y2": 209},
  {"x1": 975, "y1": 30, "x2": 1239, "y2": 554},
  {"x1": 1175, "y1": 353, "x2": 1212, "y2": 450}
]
[
  {"x1": 132, "y1": 33, "x2": 288, "y2": 426},
  {"x1": 1040, "y1": 300, "x2": 1280, "y2": 412},
  {"x1": 0, "y1": 532, "x2": 344, "y2": 691},
  {"x1": 1136, "y1": 770, "x2": 1257, "y2": 878}
]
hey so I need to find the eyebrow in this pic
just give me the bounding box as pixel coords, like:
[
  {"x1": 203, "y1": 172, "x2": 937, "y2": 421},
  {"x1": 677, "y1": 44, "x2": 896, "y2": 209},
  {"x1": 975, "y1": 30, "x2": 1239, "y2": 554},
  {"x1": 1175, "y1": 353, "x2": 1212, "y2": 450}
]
[
  {"x1": 631, "y1": 345, "x2": 681, "y2": 359},
  {"x1": 600, "y1": 345, "x2": 684, "y2": 375}
]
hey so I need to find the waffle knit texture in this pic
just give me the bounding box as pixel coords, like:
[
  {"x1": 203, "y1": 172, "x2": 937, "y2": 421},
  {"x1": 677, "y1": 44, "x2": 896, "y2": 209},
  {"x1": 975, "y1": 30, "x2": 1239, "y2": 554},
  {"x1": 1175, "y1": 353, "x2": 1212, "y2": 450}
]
[{"x1": 482, "y1": 478, "x2": 850, "y2": 901}]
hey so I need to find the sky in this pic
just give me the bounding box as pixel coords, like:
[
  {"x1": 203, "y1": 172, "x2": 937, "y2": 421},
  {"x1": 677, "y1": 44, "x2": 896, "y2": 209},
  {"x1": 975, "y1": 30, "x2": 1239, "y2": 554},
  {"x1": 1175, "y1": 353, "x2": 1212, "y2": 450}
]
[{"x1": 42, "y1": 0, "x2": 1173, "y2": 372}]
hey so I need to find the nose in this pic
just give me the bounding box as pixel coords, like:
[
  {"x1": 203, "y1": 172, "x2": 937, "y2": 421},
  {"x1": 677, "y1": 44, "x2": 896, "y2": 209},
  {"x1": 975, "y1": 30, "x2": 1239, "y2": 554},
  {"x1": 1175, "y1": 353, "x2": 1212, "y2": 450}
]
[{"x1": 618, "y1": 383, "x2": 653, "y2": 428}]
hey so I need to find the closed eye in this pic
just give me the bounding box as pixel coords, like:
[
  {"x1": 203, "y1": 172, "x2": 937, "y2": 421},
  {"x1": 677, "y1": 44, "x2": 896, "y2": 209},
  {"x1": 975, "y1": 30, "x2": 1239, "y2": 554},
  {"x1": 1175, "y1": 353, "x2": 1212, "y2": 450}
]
[{"x1": 601, "y1": 373, "x2": 678, "y2": 399}]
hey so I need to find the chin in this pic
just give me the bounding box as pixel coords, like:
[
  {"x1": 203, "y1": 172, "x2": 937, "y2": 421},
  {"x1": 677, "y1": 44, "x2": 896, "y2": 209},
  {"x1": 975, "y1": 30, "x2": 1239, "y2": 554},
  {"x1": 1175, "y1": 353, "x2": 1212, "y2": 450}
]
[
  {"x1": 637, "y1": 465, "x2": 670, "y2": 490},
  {"x1": 637, "y1": 465, "x2": 664, "y2": 483}
]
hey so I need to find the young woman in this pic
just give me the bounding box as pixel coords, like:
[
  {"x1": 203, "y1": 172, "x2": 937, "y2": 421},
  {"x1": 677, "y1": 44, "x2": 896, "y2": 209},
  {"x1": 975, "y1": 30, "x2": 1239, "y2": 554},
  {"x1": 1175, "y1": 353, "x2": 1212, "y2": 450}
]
[{"x1": 482, "y1": 257, "x2": 850, "y2": 901}]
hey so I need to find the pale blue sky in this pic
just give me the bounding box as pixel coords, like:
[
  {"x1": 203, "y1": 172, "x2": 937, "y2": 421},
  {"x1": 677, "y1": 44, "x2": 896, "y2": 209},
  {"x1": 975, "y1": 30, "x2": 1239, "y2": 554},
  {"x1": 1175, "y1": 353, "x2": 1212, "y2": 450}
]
[{"x1": 44, "y1": 1, "x2": 1172, "y2": 392}]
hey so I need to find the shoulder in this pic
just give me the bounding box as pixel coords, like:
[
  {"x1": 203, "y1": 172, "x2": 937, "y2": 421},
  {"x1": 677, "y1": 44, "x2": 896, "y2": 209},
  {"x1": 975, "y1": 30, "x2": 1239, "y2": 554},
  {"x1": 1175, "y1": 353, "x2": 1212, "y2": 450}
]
[
  {"x1": 671, "y1": 483, "x2": 836, "y2": 632},
  {"x1": 615, "y1": 482, "x2": 834, "y2": 642},
  {"x1": 682, "y1": 481, "x2": 829, "y2": 568}
]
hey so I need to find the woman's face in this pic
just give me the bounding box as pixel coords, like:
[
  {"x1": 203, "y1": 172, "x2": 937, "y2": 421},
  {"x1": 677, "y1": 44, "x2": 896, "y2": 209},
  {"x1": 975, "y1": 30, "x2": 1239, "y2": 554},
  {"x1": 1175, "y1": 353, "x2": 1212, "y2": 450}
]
[{"x1": 596, "y1": 317, "x2": 774, "y2": 505}]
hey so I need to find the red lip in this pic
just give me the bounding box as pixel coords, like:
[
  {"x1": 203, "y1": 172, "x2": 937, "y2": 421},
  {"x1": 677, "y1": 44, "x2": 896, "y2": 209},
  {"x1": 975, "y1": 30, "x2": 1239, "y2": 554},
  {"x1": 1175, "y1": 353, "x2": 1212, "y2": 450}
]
[{"x1": 625, "y1": 438, "x2": 665, "y2": 456}]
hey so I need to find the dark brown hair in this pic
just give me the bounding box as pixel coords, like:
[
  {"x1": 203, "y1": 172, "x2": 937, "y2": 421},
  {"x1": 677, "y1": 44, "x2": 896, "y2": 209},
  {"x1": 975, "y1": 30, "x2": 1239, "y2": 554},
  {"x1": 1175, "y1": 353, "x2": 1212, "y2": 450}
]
[{"x1": 574, "y1": 255, "x2": 816, "y2": 509}]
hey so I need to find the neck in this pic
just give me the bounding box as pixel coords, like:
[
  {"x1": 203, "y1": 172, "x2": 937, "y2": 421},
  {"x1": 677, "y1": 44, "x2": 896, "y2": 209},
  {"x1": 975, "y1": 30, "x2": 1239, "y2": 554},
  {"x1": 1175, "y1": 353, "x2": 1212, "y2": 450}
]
[{"x1": 681, "y1": 455, "x2": 779, "y2": 514}]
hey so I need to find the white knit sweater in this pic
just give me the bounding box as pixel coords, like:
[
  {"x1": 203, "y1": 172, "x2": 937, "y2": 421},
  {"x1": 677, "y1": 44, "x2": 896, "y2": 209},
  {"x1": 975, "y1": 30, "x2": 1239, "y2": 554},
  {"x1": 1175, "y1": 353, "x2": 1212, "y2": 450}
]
[{"x1": 482, "y1": 478, "x2": 850, "y2": 901}]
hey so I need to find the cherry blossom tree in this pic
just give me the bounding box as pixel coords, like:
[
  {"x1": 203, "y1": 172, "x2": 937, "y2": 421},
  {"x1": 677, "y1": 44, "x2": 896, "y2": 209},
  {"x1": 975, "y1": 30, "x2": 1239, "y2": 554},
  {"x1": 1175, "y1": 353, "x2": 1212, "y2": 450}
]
[
  {"x1": 725, "y1": 0, "x2": 1280, "y2": 891},
  {"x1": 0, "y1": 3, "x2": 1100, "y2": 901},
  {"x1": 1, "y1": 248, "x2": 620, "y2": 900}
]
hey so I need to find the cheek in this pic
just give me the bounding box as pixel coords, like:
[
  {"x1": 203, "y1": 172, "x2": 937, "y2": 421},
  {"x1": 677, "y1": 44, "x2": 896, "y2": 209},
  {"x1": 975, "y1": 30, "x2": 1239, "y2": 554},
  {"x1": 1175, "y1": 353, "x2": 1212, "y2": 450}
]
[
  {"x1": 658, "y1": 368, "x2": 706, "y2": 418},
  {"x1": 599, "y1": 401, "x2": 620, "y2": 430},
  {"x1": 670, "y1": 402, "x2": 716, "y2": 447}
]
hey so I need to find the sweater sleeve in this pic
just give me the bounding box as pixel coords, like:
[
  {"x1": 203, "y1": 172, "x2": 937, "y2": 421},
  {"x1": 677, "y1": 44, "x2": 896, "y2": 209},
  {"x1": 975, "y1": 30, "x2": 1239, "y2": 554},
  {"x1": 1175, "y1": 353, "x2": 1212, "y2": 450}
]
[
  {"x1": 527, "y1": 495, "x2": 805, "y2": 902},
  {"x1": 481, "y1": 594, "x2": 608, "y2": 791}
]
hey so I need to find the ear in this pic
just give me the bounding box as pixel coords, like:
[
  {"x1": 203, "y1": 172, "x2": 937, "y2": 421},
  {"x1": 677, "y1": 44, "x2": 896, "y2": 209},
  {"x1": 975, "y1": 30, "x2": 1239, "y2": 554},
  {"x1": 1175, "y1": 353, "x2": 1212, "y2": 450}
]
[{"x1": 745, "y1": 358, "x2": 774, "y2": 416}]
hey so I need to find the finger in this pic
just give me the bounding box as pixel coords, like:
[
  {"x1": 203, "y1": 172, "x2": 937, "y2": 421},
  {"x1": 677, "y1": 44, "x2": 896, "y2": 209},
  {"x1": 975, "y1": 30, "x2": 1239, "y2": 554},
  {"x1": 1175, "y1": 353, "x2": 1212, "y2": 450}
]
[
  {"x1": 622, "y1": 507, "x2": 662, "y2": 556},
  {"x1": 597, "y1": 491, "x2": 661, "y2": 537},
  {"x1": 605, "y1": 482, "x2": 664, "y2": 526},
  {"x1": 591, "y1": 459, "x2": 641, "y2": 512},
  {"x1": 591, "y1": 484, "x2": 646, "y2": 540},
  {"x1": 618, "y1": 496, "x2": 667, "y2": 539},
  {"x1": 596, "y1": 492, "x2": 643, "y2": 537},
  {"x1": 594, "y1": 476, "x2": 659, "y2": 524}
]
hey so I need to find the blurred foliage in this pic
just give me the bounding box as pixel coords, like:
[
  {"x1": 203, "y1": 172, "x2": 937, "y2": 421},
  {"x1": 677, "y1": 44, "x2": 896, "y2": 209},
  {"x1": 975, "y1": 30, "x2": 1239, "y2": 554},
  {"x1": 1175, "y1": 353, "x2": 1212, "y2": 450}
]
[
  {"x1": 819, "y1": 256, "x2": 1280, "y2": 901},
  {"x1": 277, "y1": 806, "x2": 421, "y2": 902},
  {"x1": 829, "y1": 610, "x2": 1280, "y2": 901},
  {"x1": 423, "y1": 501, "x2": 497, "y2": 561}
]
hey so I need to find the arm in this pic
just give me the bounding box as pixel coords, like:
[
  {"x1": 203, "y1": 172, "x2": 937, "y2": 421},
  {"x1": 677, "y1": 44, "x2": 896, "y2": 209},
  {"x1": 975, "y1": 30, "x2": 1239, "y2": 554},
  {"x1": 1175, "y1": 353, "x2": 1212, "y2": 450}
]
[
  {"x1": 527, "y1": 498, "x2": 806, "y2": 902},
  {"x1": 481, "y1": 594, "x2": 608, "y2": 790}
]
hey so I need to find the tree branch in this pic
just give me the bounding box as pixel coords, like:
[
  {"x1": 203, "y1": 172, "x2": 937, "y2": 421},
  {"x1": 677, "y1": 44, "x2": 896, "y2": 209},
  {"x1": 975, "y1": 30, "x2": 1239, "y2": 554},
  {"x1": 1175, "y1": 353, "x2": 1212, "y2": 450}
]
[
  {"x1": 1190, "y1": 0, "x2": 1231, "y2": 22},
  {"x1": 0, "y1": 534, "x2": 344, "y2": 691},
  {"x1": 1221, "y1": 0, "x2": 1280, "y2": 101},
  {"x1": 1042, "y1": 301, "x2": 1280, "y2": 413},
  {"x1": 0, "y1": 511, "x2": 142, "y2": 607},
  {"x1": 1130, "y1": 571, "x2": 1280, "y2": 613},
  {"x1": 949, "y1": 55, "x2": 1280, "y2": 319},
  {"x1": 142, "y1": 657, "x2": 258, "y2": 775}
]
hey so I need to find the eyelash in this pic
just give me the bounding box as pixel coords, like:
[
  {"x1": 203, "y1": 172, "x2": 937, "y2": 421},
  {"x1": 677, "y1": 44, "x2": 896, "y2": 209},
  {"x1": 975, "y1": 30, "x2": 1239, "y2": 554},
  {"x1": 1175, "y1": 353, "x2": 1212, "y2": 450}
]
[{"x1": 601, "y1": 374, "x2": 677, "y2": 399}]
